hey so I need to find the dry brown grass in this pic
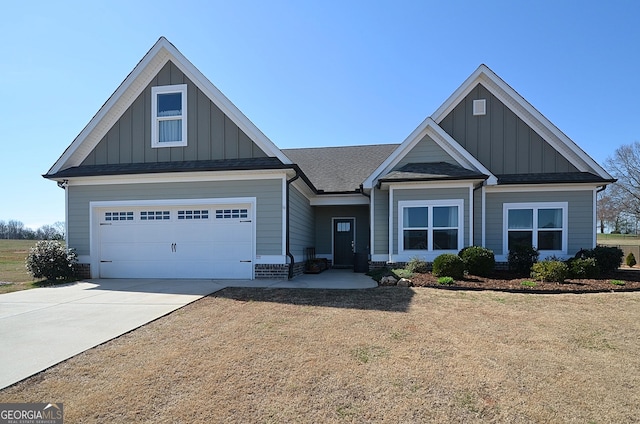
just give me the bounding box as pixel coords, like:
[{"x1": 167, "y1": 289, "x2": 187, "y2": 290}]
[{"x1": 2, "y1": 287, "x2": 639, "y2": 423}]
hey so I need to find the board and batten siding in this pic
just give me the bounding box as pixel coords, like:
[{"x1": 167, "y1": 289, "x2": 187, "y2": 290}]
[
  {"x1": 392, "y1": 187, "x2": 470, "y2": 254},
  {"x1": 394, "y1": 133, "x2": 457, "y2": 169},
  {"x1": 67, "y1": 179, "x2": 283, "y2": 256},
  {"x1": 288, "y1": 186, "x2": 315, "y2": 263},
  {"x1": 314, "y1": 206, "x2": 369, "y2": 257},
  {"x1": 439, "y1": 83, "x2": 578, "y2": 175},
  {"x1": 81, "y1": 61, "x2": 267, "y2": 166},
  {"x1": 484, "y1": 190, "x2": 595, "y2": 256}
]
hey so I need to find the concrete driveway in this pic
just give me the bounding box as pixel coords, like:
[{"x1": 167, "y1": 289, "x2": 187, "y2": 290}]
[
  {"x1": 0, "y1": 279, "x2": 225, "y2": 389},
  {"x1": 0, "y1": 270, "x2": 376, "y2": 389}
]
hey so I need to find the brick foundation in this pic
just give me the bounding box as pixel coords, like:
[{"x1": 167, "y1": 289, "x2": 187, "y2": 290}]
[
  {"x1": 254, "y1": 262, "x2": 306, "y2": 279},
  {"x1": 75, "y1": 263, "x2": 91, "y2": 279}
]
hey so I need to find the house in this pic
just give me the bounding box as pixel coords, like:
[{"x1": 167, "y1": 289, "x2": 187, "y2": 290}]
[{"x1": 45, "y1": 37, "x2": 614, "y2": 280}]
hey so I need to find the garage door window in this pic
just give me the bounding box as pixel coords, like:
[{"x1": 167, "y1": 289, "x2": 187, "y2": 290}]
[
  {"x1": 140, "y1": 211, "x2": 170, "y2": 220},
  {"x1": 178, "y1": 210, "x2": 209, "y2": 220},
  {"x1": 215, "y1": 209, "x2": 248, "y2": 219},
  {"x1": 105, "y1": 212, "x2": 134, "y2": 221}
]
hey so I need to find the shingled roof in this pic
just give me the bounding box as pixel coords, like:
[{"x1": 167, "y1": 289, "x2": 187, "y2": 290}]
[
  {"x1": 379, "y1": 162, "x2": 489, "y2": 184},
  {"x1": 44, "y1": 157, "x2": 289, "y2": 179},
  {"x1": 497, "y1": 172, "x2": 615, "y2": 185},
  {"x1": 283, "y1": 144, "x2": 399, "y2": 192}
]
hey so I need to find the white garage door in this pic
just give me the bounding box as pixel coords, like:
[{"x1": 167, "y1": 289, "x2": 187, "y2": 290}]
[{"x1": 98, "y1": 204, "x2": 253, "y2": 279}]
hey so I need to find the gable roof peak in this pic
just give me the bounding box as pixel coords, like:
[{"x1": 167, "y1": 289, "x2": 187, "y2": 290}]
[
  {"x1": 47, "y1": 37, "x2": 291, "y2": 176},
  {"x1": 432, "y1": 64, "x2": 612, "y2": 180}
]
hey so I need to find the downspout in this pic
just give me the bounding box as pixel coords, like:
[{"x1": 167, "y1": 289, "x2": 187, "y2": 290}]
[{"x1": 286, "y1": 170, "x2": 300, "y2": 279}]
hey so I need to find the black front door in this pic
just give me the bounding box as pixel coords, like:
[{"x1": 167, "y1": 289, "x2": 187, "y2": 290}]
[{"x1": 334, "y1": 218, "x2": 355, "y2": 267}]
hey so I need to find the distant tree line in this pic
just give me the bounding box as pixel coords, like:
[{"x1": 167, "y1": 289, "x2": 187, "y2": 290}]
[
  {"x1": 0, "y1": 220, "x2": 64, "y2": 240},
  {"x1": 598, "y1": 141, "x2": 640, "y2": 234}
]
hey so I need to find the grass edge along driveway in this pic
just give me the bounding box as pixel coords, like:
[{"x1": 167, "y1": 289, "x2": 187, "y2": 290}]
[{"x1": 1, "y1": 286, "x2": 639, "y2": 423}]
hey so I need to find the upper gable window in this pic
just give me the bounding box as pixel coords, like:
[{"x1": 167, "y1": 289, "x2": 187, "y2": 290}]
[{"x1": 151, "y1": 84, "x2": 187, "y2": 148}]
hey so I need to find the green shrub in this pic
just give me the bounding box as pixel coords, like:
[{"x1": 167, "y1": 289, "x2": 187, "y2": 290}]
[
  {"x1": 508, "y1": 245, "x2": 539, "y2": 274},
  {"x1": 432, "y1": 254, "x2": 465, "y2": 279},
  {"x1": 567, "y1": 257, "x2": 600, "y2": 279},
  {"x1": 578, "y1": 246, "x2": 623, "y2": 274},
  {"x1": 531, "y1": 260, "x2": 569, "y2": 283},
  {"x1": 521, "y1": 280, "x2": 537, "y2": 287},
  {"x1": 437, "y1": 276, "x2": 455, "y2": 285},
  {"x1": 405, "y1": 256, "x2": 429, "y2": 274},
  {"x1": 610, "y1": 279, "x2": 625, "y2": 286},
  {"x1": 25, "y1": 240, "x2": 77, "y2": 282},
  {"x1": 393, "y1": 268, "x2": 413, "y2": 279},
  {"x1": 626, "y1": 252, "x2": 637, "y2": 267},
  {"x1": 459, "y1": 246, "x2": 495, "y2": 277}
]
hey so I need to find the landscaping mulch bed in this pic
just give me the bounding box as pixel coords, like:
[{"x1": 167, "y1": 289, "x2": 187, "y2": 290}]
[{"x1": 397, "y1": 268, "x2": 640, "y2": 293}]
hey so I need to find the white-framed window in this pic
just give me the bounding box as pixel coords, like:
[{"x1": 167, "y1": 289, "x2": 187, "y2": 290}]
[
  {"x1": 503, "y1": 202, "x2": 568, "y2": 254},
  {"x1": 151, "y1": 84, "x2": 187, "y2": 148},
  {"x1": 399, "y1": 199, "x2": 464, "y2": 253}
]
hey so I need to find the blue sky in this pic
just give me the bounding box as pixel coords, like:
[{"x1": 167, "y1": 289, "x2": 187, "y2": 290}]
[{"x1": 1, "y1": 0, "x2": 639, "y2": 229}]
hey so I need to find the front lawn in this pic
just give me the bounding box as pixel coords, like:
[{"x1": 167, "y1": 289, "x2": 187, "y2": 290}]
[
  {"x1": 0, "y1": 239, "x2": 41, "y2": 293},
  {"x1": 1, "y1": 287, "x2": 639, "y2": 422}
]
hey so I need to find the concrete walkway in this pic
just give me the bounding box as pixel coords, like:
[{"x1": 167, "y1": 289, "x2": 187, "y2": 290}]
[{"x1": 0, "y1": 269, "x2": 375, "y2": 389}]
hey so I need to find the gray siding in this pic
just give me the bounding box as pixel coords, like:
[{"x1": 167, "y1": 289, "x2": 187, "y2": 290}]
[
  {"x1": 473, "y1": 187, "x2": 482, "y2": 245},
  {"x1": 439, "y1": 83, "x2": 579, "y2": 175},
  {"x1": 392, "y1": 187, "x2": 471, "y2": 254},
  {"x1": 394, "y1": 133, "x2": 456, "y2": 169},
  {"x1": 485, "y1": 190, "x2": 595, "y2": 256},
  {"x1": 82, "y1": 61, "x2": 268, "y2": 166},
  {"x1": 373, "y1": 189, "x2": 389, "y2": 255},
  {"x1": 67, "y1": 179, "x2": 283, "y2": 256},
  {"x1": 289, "y1": 186, "x2": 315, "y2": 262},
  {"x1": 314, "y1": 206, "x2": 369, "y2": 256}
]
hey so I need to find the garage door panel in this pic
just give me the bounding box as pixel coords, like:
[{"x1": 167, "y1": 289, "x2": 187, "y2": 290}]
[
  {"x1": 210, "y1": 241, "x2": 252, "y2": 260},
  {"x1": 100, "y1": 260, "x2": 181, "y2": 279},
  {"x1": 101, "y1": 242, "x2": 173, "y2": 261},
  {"x1": 98, "y1": 203, "x2": 254, "y2": 279}
]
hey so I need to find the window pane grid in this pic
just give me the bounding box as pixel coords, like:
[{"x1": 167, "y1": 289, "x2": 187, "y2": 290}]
[
  {"x1": 178, "y1": 210, "x2": 209, "y2": 220},
  {"x1": 402, "y1": 205, "x2": 459, "y2": 251},
  {"x1": 105, "y1": 212, "x2": 134, "y2": 221},
  {"x1": 140, "y1": 211, "x2": 170, "y2": 221},
  {"x1": 507, "y1": 206, "x2": 564, "y2": 251},
  {"x1": 215, "y1": 209, "x2": 248, "y2": 219}
]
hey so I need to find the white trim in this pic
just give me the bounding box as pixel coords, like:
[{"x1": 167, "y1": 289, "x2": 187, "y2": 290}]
[
  {"x1": 48, "y1": 37, "x2": 291, "y2": 175},
  {"x1": 63, "y1": 169, "x2": 289, "y2": 186},
  {"x1": 331, "y1": 217, "x2": 356, "y2": 266},
  {"x1": 481, "y1": 186, "x2": 486, "y2": 247},
  {"x1": 388, "y1": 187, "x2": 394, "y2": 263},
  {"x1": 484, "y1": 183, "x2": 601, "y2": 193},
  {"x1": 151, "y1": 84, "x2": 187, "y2": 148},
  {"x1": 397, "y1": 199, "x2": 464, "y2": 262},
  {"x1": 468, "y1": 185, "x2": 474, "y2": 246},
  {"x1": 363, "y1": 118, "x2": 497, "y2": 189},
  {"x1": 432, "y1": 64, "x2": 612, "y2": 180},
  {"x1": 64, "y1": 187, "x2": 69, "y2": 247},
  {"x1": 593, "y1": 188, "x2": 597, "y2": 247},
  {"x1": 309, "y1": 195, "x2": 369, "y2": 206},
  {"x1": 282, "y1": 177, "x2": 287, "y2": 258},
  {"x1": 387, "y1": 180, "x2": 476, "y2": 191},
  {"x1": 89, "y1": 197, "x2": 256, "y2": 279},
  {"x1": 502, "y1": 201, "x2": 568, "y2": 257},
  {"x1": 369, "y1": 188, "x2": 375, "y2": 259}
]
